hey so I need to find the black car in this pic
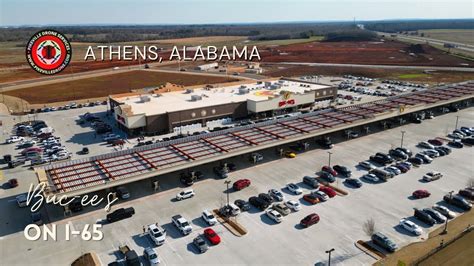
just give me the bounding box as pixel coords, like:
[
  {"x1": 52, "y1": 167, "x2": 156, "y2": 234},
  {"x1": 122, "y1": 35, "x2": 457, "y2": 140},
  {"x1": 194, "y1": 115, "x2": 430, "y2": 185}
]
[
  {"x1": 344, "y1": 178, "x2": 362, "y2": 188},
  {"x1": 234, "y1": 199, "x2": 251, "y2": 211},
  {"x1": 395, "y1": 147, "x2": 413, "y2": 157},
  {"x1": 317, "y1": 137, "x2": 333, "y2": 149},
  {"x1": 423, "y1": 208, "x2": 446, "y2": 223},
  {"x1": 448, "y1": 141, "x2": 464, "y2": 148},
  {"x1": 371, "y1": 232, "x2": 398, "y2": 253},
  {"x1": 461, "y1": 137, "x2": 474, "y2": 145},
  {"x1": 389, "y1": 149, "x2": 409, "y2": 160},
  {"x1": 249, "y1": 196, "x2": 269, "y2": 210},
  {"x1": 258, "y1": 193, "x2": 274, "y2": 204},
  {"x1": 180, "y1": 173, "x2": 196, "y2": 186},
  {"x1": 333, "y1": 165, "x2": 352, "y2": 177},
  {"x1": 434, "y1": 147, "x2": 447, "y2": 156},
  {"x1": 221, "y1": 162, "x2": 237, "y2": 171},
  {"x1": 319, "y1": 172, "x2": 335, "y2": 183},
  {"x1": 413, "y1": 208, "x2": 436, "y2": 226},
  {"x1": 459, "y1": 189, "x2": 474, "y2": 200},
  {"x1": 106, "y1": 207, "x2": 135, "y2": 223},
  {"x1": 444, "y1": 194, "x2": 472, "y2": 211},
  {"x1": 407, "y1": 157, "x2": 424, "y2": 165},
  {"x1": 68, "y1": 198, "x2": 83, "y2": 212}
]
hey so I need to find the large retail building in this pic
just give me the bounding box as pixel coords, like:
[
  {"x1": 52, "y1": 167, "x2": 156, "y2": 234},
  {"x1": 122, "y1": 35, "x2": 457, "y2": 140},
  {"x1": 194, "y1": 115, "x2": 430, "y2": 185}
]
[{"x1": 109, "y1": 78, "x2": 336, "y2": 135}]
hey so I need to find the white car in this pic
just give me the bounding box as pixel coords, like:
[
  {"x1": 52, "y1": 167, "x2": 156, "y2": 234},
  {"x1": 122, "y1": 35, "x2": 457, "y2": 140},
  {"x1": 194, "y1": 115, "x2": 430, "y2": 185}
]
[
  {"x1": 6, "y1": 136, "x2": 25, "y2": 143},
  {"x1": 268, "y1": 189, "x2": 284, "y2": 201},
  {"x1": 143, "y1": 247, "x2": 160, "y2": 266},
  {"x1": 399, "y1": 219, "x2": 422, "y2": 236},
  {"x1": 202, "y1": 210, "x2": 217, "y2": 225},
  {"x1": 266, "y1": 209, "x2": 282, "y2": 223},
  {"x1": 147, "y1": 223, "x2": 167, "y2": 246},
  {"x1": 16, "y1": 194, "x2": 28, "y2": 207},
  {"x1": 422, "y1": 149, "x2": 439, "y2": 158},
  {"x1": 285, "y1": 200, "x2": 301, "y2": 212},
  {"x1": 286, "y1": 183, "x2": 303, "y2": 195},
  {"x1": 176, "y1": 189, "x2": 195, "y2": 200},
  {"x1": 432, "y1": 205, "x2": 456, "y2": 219},
  {"x1": 418, "y1": 141, "x2": 434, "y2": 149},
  {"x1": 362, "y1": 173, "x2": 379, "y2": 182},
  {"x1": 385, "y1": 166, "x2": 401, "y2": 175},
  {"x1": 312, "y1": 191, "x2": 329, "y2": 202},
  {"x1": 423, "y1": 171, "x2": 442, "y2": 182},
  {"x1": 359, "y1": 160, "x2": 376, "y2": 170}
]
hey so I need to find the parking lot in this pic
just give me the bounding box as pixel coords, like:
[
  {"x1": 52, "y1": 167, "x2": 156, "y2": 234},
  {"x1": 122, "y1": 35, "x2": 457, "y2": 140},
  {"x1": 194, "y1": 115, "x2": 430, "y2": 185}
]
[{"x1": 0, "y1": 106, "x2": 472, "y2": 265}]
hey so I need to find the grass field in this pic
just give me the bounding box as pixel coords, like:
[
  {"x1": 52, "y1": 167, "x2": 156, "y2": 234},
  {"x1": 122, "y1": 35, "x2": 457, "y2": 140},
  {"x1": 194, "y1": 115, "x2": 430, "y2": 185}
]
[
  {"x1": 3, "y1": 70, "x2": 237, "y2": 104},
  {"x1": 245, "y1": 36, "x2": 324, "y2": 46},
  {"x1": 419, "y1": 230, "x2": 474, "y2": 266},
  {"x1": 397, "y1": 73, "x2": 430, "y2": 79},
  {"x1": 419, "y1": 29, "x2": 474, "y2": 46}
]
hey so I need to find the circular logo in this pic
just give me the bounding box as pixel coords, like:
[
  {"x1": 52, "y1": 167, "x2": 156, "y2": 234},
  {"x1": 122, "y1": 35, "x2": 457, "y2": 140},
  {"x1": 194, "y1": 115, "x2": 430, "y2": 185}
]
[{"x1": 26, "y1": 30, "x2": 72, "y2": 75}]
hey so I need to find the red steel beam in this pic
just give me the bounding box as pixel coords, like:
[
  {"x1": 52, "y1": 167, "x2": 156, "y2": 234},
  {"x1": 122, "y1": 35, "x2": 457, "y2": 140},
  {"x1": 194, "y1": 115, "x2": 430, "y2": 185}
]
[
  {"x1": 255, "y1": 127, "x2": 285, "y2": 139},
  {"x1": 321, "y1": 112, "x2": 351, "y2": 123},
  {"x1": 230, "y1": 132, "x2": 259, "y2": 145},
  {"x1": 135, "y1": 152, "x2": 157, "y2": 169},
  {"x1": 201, "y1": 138, "x2": 228, "y2": 152},
  {"x1": 301, "y1": 117, "x2": 330, "y2": 128},
  {"x1": 277, "y1": 122, "x2": 309, "y2": 133},
  {"x1": 170, "y1": 144, "x2": 195, "y2": 160},
  {"x1": 96, "y1": 159, "x2": 113, "y2": 180}
]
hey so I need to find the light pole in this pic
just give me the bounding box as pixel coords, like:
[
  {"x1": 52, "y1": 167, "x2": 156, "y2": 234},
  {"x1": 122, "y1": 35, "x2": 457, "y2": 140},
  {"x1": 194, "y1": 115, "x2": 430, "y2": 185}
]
[
  {"x1": 326, "y1": 248, "x2": 335, "y2": 266},
  {"x1": 400, "y1": 131, "x2": 406, "y2": 148},
  {"x1": 327, "y1": 151, "x2": 333, "y2": 167},
  {"x1": 224, "y1": 180, "x2": 231, "y2": 207},
  {"x1": 442, "y1": 190, "x2": 454, "y2": 234}
]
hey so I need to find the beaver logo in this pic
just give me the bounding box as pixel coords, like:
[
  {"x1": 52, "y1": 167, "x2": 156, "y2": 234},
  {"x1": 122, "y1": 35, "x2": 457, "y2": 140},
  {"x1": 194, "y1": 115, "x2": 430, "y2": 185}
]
[{"x1": 26, "y1": 30, "x2": 72, "y2": 75}]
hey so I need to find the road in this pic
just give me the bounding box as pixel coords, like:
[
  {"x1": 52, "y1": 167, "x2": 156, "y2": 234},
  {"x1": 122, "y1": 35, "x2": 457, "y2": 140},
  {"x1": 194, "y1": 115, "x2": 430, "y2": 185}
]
[{"x1": 276, "y1": 62, "x2": 474, "y2": 72}]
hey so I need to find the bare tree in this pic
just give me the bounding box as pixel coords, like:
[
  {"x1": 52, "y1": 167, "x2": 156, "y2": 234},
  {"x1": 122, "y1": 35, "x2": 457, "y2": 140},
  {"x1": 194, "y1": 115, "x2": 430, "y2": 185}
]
[
  {"x1": 467, "y1": 178, "x2": 474, "y2": 188},
  {"x1": 363, "y1": 218, "x2": 376, "y2": 237}
]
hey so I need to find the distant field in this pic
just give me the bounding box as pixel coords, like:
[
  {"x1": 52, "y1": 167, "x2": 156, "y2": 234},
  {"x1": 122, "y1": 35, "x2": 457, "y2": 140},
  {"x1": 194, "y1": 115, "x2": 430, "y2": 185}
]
[
  {"x1": 245, "y1": 36, "x2": 324, "y2": 46},
  {"x1": 420, "y1": 29, "x2": 474, "y2": 45},
  {"x1": 3, "y1": 70, "x2": 237, "y2": 104}
]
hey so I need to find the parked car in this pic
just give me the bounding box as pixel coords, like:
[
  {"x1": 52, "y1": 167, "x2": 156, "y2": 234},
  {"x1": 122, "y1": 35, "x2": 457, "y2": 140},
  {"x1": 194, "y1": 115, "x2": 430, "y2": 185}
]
[
  {"x1": 428, "y1": 139, "x2": 443, "y2": 146},
  {"x1": 176, "y1": 189, "x2": 195, "y2": 200},
  {"x1": 432, "y1": 205, "x2": 456, "y2": 219},
  {"x1": 319, "y1": 172, "x2": 335, "y2": 183},
  {"x1": 399, "y1": 219, "x2": 422, "y2": 235},
  {"x1": 147, "y1": 223, "x2": 167, "y2": 246},
  {"x1": 412, "y1": 189, "x2": 431, "y2": 199},
  {"x1": 303, "y1": 176, "x2": 319, "y2": 188},
  {"x1": 389, "y1": 149, "x2": 409, "y2": 160},
  {"x1": 422, "y1": 149, "x2": 439, "y2": 158},
  {"x1": 344, "y1": 178, "x2": 362, "y2": 188},
  {"x1": 172, "y1": 215, "x2": 193, "y2": 235},
  {"x1": 321, "y1": 165, "x2": 338, "y2": 176},
  {"x1": 31, "y1": 212, "x2": 43, "y2": 225},
  {"x1": 415, "y1": 153, "x2": 433, "y2": 163},
  {"x1": 443, "y1": 194, "x2": 472, "y2": 211},
  {"x1": 448, "y1": 140, "x2": 464, "y2": 148},
  {"x1": 286, "y1": 183, "x2": 303, "y2": 195},
  {"x1": 423, "y1": 171, "x2": 442, "y2": 182},
  {"x1": 414, "y1": 208, "x2": 436, "y2": 226},
  {"x1": 116, "y1": 186, "x2": 130, "y2": 199},
  {"x1": 201, "y1": 210, "x2": 217, "y2": 226},
  {"x1": 423, "y1": 208, "x2": 446, "y2": 223},
  {"x1": 233, "y1": 179, "x2": 251, "y2": 191},
  {"x1": 204, "y1": 228, "x2": 221, "y2": 245},
  {"x1": 6, "y1": 136, "x2": 25, "y2": 143},
  {"x1": 362, "y1": 173, "x2": 380, "y2": 183},
  {"x1": 268, "y1": 189, "x2": 284, "y2": 201},
  {"x1": 193, "y1": 235, "x2": 209, "y2": 253},
  {"x1": 300, "y1": 213, "x2": 320, "y2": 227},
  {"x1": 319, "y1": 186, "x2": 336, "y2": 197},
  {"x1": 16, "y1": 194, "x2": 28, "y2": 207},
  {"x1": 333, "y1": 165, "x2": 352, "y2": 177},
  {"x1": 395, "y1": 147, "x2": 413, "y2": 156},
  {"x1": 106, "y1": 207, "x2": 135, "y2": 223},
  {"x1": 359, "y1": 161, "x2": 376, "y2": 170},
  {"x1": 459, "y1": 188, "x2": 474, "y2": 200},
  {"x1": 258, "y1": 193, "x2": 274, "y2": 205},
  {"x1": 272, "y1": 203, "x2": 291, "y2": 216},
  {"x1": 234, "y1": 199, "x2": 251, "y2": 211},
  {"x1": 266, "y1": 209, "x2": 283, "y2": 223},
  {"x1": 385, "y1": 166, "x2": 401, "y2": 175},
  {"x1": 249, "y1": 196, "x2": 269, "y2": 210},
  {"x1": 371, "y1": 232, "x2": 398, "y2": 252},
  {"x1": 143, "y1": 247, "x2": 160, "y2": 266},
  {"x1": 285, "y1": 200, "x2": 301, "y2": 212},
  {"x1": 8, "y1": 178, "x2": 19, "y2": 188},
  {"x1": 249, "y1": 152, "x2": 263, "y2": 163},
  {"x1": 303, "y1": 194, "x2": 320, "y2": 204},
  {"x1": 418, "y1": 141, "x2": 435, "y2": 149},
  {"x1": 408, "y1": 157, "x2": 424, "y2": 165}
]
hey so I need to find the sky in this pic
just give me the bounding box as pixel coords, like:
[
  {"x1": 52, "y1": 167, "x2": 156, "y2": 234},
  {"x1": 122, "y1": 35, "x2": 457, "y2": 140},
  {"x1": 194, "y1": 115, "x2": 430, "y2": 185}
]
[{"x1": 1, "y1": 0, "x2": 473, "y2": 26}]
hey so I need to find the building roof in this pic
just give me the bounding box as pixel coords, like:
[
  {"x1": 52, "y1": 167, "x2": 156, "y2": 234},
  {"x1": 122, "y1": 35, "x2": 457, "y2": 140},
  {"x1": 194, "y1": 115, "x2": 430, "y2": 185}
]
[{"x1": 110, "y1": 78, "x2": 331, "y2": 117}]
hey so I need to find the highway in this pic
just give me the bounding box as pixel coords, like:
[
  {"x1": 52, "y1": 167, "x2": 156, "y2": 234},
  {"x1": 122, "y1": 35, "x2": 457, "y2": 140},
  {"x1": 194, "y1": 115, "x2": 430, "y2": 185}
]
[{"x1": 277, "y1": 62, "x2": 474, "y2": 71}]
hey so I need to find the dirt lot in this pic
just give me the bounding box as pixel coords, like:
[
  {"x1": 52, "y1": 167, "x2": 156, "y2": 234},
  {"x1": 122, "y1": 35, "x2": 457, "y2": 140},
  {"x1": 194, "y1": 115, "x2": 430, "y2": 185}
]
[
  {"x1": 259, "y1": 40, "x2": 473, "y2": 67},
  {"x1": 3, "y1": 70, "x2": 237, "y2": 104},
  {"x1": 376, "y1": 209, "x2": 474, "y2": 266},
  {"x1": 264, "y1": 64, "x2": 474, "y2": 84}
]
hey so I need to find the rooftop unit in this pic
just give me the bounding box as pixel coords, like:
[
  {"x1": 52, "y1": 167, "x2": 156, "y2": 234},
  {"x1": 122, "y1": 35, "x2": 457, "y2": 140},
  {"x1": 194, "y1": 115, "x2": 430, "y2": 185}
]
[{"x1": 190, "y1": 95, "x2": 202, "y2": 101}]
